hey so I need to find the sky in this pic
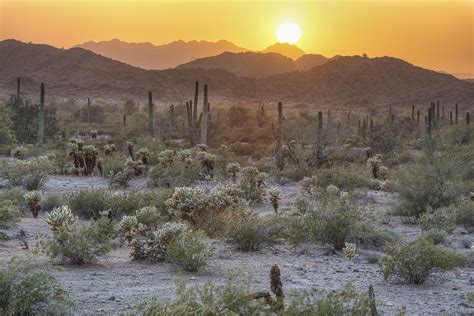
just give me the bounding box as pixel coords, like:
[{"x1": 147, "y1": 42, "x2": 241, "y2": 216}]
[{"x1": 1, "y1": 0, "x2": 473, "y2": 77}]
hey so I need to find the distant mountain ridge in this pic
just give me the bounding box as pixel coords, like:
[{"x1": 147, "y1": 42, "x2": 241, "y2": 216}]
[
  {"x1": 1, "y1": 39, "x2": 473, "y2": 110},
  {"x1": 75, "y1": 39, "x2": 249, "y2": 69},
  {"x1": 177, "y1": 51, "x2": 328, "y2": 77}
]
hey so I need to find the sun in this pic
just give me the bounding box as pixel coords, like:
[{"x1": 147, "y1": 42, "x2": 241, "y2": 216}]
[{"x1": 276, "y1": 22, "x2": 301, "y2": 45}]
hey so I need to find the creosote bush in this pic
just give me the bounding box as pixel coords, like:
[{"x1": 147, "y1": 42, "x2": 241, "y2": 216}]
[
  {"x1": 40, "y1": 217, "x2": 114, "y2": 265},
  {"x1": 380, "y1": 238, "x2": 466, "y2": 284},
  {"x1": 224, "y1": 209, "x2": 282, "y2": 251},
  {"x1": 165, "y1": 229, "x2": 212, "y2": 272},
  {"x1": 4, "y1": 156, "x2": 54, "y2": 190},
  {"x1": 65, "y1": 189, "x2": 111, "y2": 218},
  {"x1": 0, "y1": 199, "x2": 21, "y2": 228},
  {"x1": 0, "y1": 257, "x2": 71, "y2": 315}
]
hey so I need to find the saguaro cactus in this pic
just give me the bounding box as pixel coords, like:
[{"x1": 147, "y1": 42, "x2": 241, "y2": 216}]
[
  {"x1": 455, "y1": 104, "x2": 459, "y2": 125},
  {"x1": 257, "y1": 103, "x2": 266, "y2": 127},
  {"x1": 87, "y1": 97, "x2": 91, "y2": 124},
  {"x1": 148, "y1": 91, "x2": 154, "y2": 137},
  {"x1": 123, "y1": 114, "x2": 127, "y2": 127},
  {"x1": 417, "y1": 110, "x2": 420, "y2": 127},
  {"x1": 316, "y1": 111, "x2": 324, "y2": 165},
  {"x1": 467, "y1": 112, "x2": 470, "y2": 125},
  {"x1": 427, "y1": 107, "x2": 432, "y2": 138},
  {"x1": 200, "y1": 84, "x2": 209, "y2": 145},
  {"x1": 37, "y1": 83, "x2": 45, "y2": 144},
  {"x1": 450, "y1": 111, "x2": 453, "y2": 125},
  {"x1": 17, "y1": 77, "x2": 20, "y2": 100},
  {"x1": 193, "y1": 81, "x2": 199, "y2": 125},
  {"x1": 169, "y1": 104, "x2": 175, "y2": 128},
  {"x1": 275, "y1": 102, "x2": 284, "y2": 169}
]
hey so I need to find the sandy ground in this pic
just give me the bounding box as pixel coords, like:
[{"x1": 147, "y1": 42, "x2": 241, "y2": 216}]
[{"x1": 1, "y1": 175, "x2": 473, "y2": 315}]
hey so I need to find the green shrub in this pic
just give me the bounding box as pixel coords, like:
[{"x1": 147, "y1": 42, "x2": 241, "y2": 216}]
[
  {"x1": 143, "y1": 280, "x2": 268, "y2": 315},
  {"x1": 457, "y1": 201, "x2": 474, "y2": 229},
  {"x1": 0, "y1": 257, "x2": 71, "y2": 315},
  {"x1": 314, "y1": 165, "x2": 370, "y2": 191},
  {"x1": 380, "y1": 238, "x2": 466, "y2": 284},
  {"x1": 418, "y1": 207, "x2": 456, "y2": 233},
  {"x1": 165, "y1": 230, "x2": 213, "y2": 272},
  {"x1": 421, "y1": 229, "x2": 448, "y2": 245},
  {"x1": 0, "y1": 199, "x2": 21, "y2": 228},
  {"x1": 3, "y1": 157, "x2": 54, "y2": 190},
  {"x1": 149, "y1": 150, "x2": 202, "y2": 188},
  {"x1": 285, "y1": 283, "x2": 378, "y2": 315},
  {"x1": 288, "y1": 190, "x2": 360, "y2": 250},
  {"x1": 40, "y1": 193, "x2": 63, "y2": 213},
  {"x1": 65, "y1": 189, "x2": 111, "y2": 218},
  {"x1": 108, "y1": 189, "x2": 172, "y2": 217},
  {"x1": 40, "y1": 218, "x2": 114, "y2": 265},
  {"x1": 394, "y1": 155, "x2": 462, "y2": 217},
  {"x1": 224, "y1": 209, "x2": 282, "y2": 251}
]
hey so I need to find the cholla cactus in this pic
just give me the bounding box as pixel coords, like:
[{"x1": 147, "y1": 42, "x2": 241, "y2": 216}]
[
  {"x1": 176, "y1": 149, "x2": 192, "y2": 162},
  {"x1": 11, "y1": 146, "x2": 26, "y2": 160},
  {"x1": 136, "y1": 148, "x2": 151, "y2": 165},
  {"x1": 343, "y1": 242, "x2": 356, "y2": 260},
  {"x1": 378, "y1": 166, "x2": 389, "y2": 181},
  {"x1": 326, "y1": 184, "x2": 340, "y2": 197},
  {"x1": 206, "y1": 184, "x2": 243, "y2": 212},
  {"x1": 119, "y1": 215, "x2": 138, "y2": 244},
  {"x1": 104, "y1": 144, "x2": 115, "y2": 155},
  {"x1": 126, "y1": 142, "x2": 135, "y2": 159},
  {"x1": 200, "y1": 152, "x2": 216, "y2": 177},
  {"x1": 135, "y1": 206, "x2": 161, "y2": 229},
  {"x1": 83, "y1": 145, "x2": 98, "y2": 176},
  {"x1": 240, "y1": 166, "x2": 267, "y2": 202},
  {"x1": 300, "y1": 176, "x2": 318, "y2": 195},
  {"x1": 225, "y1": 162, "x2": 241, "y2": 183},
  {"x1": 195, "y1": 144, "x2": 208, "y2": 152},
  {"x1": 152, "y1": 222, "x2": 188, "y2": 250},
  {"x1": 126, "y1": 158, "x2": 145, "y2": 176},
  {"x1": 367, "y1": 154, "x2": 383, "y2": 179},
  {"x1": 157, "y1": 150, "x2": 175, "y2": 166},
  {"x1": 165, "y1": 187, "x2": 204, "y2": 223},
  {"x1": 44, "y1": 205, "x2": 77, "y2": 232},
  {"x1": 268, "y1": 187, "x2": 281, "y2": 214},
  {"x1": 90, "y1": 129, "x2": 98, "y2": 139},
  {"x1": 24, "y1": 191, "x2": 42, "y2": 218}
]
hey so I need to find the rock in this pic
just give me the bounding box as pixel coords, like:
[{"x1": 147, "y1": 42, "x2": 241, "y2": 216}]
[{"x1": 109, "y1": 296, "x2": 116, "y2": 301}]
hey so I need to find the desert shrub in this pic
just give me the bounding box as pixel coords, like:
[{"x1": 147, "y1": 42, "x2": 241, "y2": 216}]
[
  {"x1": 459, "y1": 237, "x2": 472, "y2": 249},
  {"x1": 224, "y1": 209, "x2": 282, "y2": 251},
  {"x1": 284, "y1": 283, "x2": 378, "y2": 315},
  {"x1": 0, "y1": 188, "x2": 25, "y2": 208},
  {"x1": 40, "y1": 193, "x2": 63, "y2": 213},
  {"x1": 421, "y1": 228, "x2": 448, "y2": 245},
  {"x1": 166, "y1": 185, "x2": 243, "y2": 226},
  {"x1": 394, "y1": 155, "x2": 463, "y2": 217},
  {"x1": 40, "y1": 218, "x2": 114, "y2": 265},
  {"x1": 0, "y1": 199, "x2": 21, "y2": 228},
  {"x1": 456, "y1": 201, "x2": 474, "y2": 229},
  {"x1": 380, "y1": 238, "x2": 466, "y2": 284},
  {"x1": 65, "y1": 189, "x2": 111, "y2": 218},
  {"x1": 108, "y1": 189, "x2": 172, "y2": 217},
  {"x1": 314, "y1": 165, "x2": 370, "y2": 191},
  {"x1": 165, "y1": 229, "x2": 213, "y2": 272},
  {"x1": 273, "y1": 165, "x2": 315, "y2": 182},
  {"x1": 287, "y1": 186, "x2": 360, "y2": 250},
  {"x1": 418, "y1": 207, "x2": 456, "y2": 233},
  {"x1": 149, "y1": 149, "x2": 203, "y2": 187},
  {"x1": 135, "y1": 206, "x2": 163, "y2": 231},
  {"x1": 347, "y1": 225, "x2": 396, "y2": 251},
  {"x1": 142, "y1": 280, "x2": 268, "y2": 315},
  {"x1": 239, "y1": 166, "x2": 267, "y2": 203},
  {"x1": 3, "y1": 156, "x2": 54, "y2": 190},
  {"x1": 142, "y1": 281, "x2": 379, "y2": 316},
  {"x1": 0, "y1": 104, "x2": 16, "y2": 154},
  {"x1": 0, "y1": 258, "x2": 71, "y2": 315},
  {"x1": 107, "y1": 169, "x2": 133, "y2": 189}
]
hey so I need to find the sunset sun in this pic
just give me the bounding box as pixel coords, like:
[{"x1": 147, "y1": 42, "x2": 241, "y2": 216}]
[{"x1": 276, "y1": 22, "x2": 301, "y2": 45}]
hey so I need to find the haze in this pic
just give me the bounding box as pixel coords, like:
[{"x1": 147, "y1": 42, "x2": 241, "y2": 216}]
[{"x1": 0, "y1": 0, "x2": 473, "y2": 77}]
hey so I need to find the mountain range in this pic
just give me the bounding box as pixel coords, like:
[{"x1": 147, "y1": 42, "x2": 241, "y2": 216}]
[{"x1": 1, "y1": 39, "x2": 473, "y2": 110}]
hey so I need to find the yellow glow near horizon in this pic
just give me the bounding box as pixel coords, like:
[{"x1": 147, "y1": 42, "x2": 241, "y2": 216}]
[
  {"x1": 0, "y1": 0, "x2": 472, "y2": 77},
  {"x1": 276, "y1": 22, "x2": 301, "y2": 45}
]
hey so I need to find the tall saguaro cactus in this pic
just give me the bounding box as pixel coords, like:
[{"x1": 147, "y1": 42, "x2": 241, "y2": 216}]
[
  {"x1": 17, "y1": 77, "x2": 21, "y2": 100},
  {"x1": 275, "y1": 102, "x2": 284, "y2": 170},
  {"x1": 193, "y1": 81, "x2": 199, "y2": 126},
  {"x1": 169, "y1": 104, "x2": 175, "y2": 128},
  {"x1": 87, "y1": 97, "x2": 91, "y2": 125},
  {"x1": 148, "y1": 91, "x2": 154, "y2": 137},
  {"x1": 37, "y1": 83, "x2": 45, "y2": 144},
  {"x1": 200, "y1": 84, "x2": 209, "y2": 145},
  {"x1": 455, "y1": 104, "x2": 459, "y2": 125},
  {"x1": 316, "y1": 111, "x2": 323, "y2": 165}
]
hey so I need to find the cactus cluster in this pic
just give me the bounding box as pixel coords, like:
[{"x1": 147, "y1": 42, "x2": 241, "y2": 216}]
[
  {"x1": 225, "y1": 162, "x2": 241, "y2": 183},
  {"x1": 67, "y1": 139, "x2": 99, "y2": 176},
  {"x1": 44, "y1": 205, "x2": 78, "y2": 232},
  {"x1": 267, "y1": 187, "x2": 281, "y2": 214},
  {"x1": 24, "y1": 191, "x2": 42, "y2": 218}
]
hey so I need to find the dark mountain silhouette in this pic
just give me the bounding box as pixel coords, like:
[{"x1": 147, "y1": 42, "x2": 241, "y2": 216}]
[
  {"x1": 1, "y1": 40, "x2": 473, "y2": 109},
  {"x1": 177, "y1": 52, "x2": 328, "y2": 77},
  {"x1": 75, "y1": 39, "x2": 248, "y2": 70},
  {"x1": 263, "y1": 43, "x2": 305, "y2": 60}
]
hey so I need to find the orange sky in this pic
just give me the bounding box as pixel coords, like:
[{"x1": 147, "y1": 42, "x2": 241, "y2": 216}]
[{"x1": 1, "y1": 0, "x2": 473, "y2": 77}]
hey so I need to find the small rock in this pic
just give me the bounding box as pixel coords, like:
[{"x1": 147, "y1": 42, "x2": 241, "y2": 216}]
[
  {"x1": 109, "y1": 296, "x2": 116, "y2": 301},
  {"x1": 452, "y1": 287, "x2": 459, "y2": 291}
]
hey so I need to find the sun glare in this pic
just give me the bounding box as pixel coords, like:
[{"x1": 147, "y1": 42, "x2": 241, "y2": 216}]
[{"x1": 276, "y1": 22, "x2": 301, "y2": 45}]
